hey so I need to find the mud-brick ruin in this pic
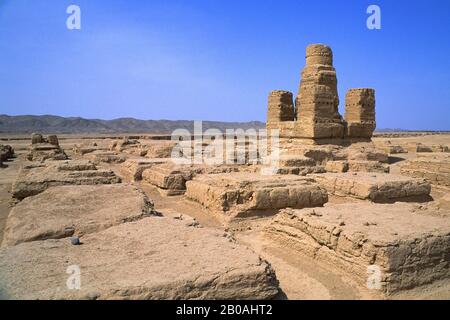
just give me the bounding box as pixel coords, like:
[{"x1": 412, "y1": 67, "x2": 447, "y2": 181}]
[
  {"x1": 0, "y1": 44, "x2": 449, "y2": 300},
  {"x1": 267, "y1": 44, "x2": 376, "y2": 143}
]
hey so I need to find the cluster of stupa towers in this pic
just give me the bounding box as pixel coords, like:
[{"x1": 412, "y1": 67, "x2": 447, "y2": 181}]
[{"x1": 267, "y1": 44, "x2": 376, "y2": 141}]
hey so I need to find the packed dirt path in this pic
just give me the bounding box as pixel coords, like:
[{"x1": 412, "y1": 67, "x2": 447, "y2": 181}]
[
  {"x1": 139, "y1": 182, "x2": 224, "y2": 228},
  {"x1": 236, "y1": 228, "x2": 376, "y2": 300}
]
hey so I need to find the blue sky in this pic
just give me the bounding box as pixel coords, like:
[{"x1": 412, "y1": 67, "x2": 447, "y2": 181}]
[{"x1": 0, "y1": 0, "x2": 449, "y2": 130}]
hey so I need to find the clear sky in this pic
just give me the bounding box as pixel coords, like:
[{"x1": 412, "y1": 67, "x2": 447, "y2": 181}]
[{"x1": 0, "y1": 0, "x2": 449, "y2": 130}]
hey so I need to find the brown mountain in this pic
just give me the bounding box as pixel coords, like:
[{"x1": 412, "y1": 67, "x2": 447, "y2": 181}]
[{"x1": 0, "y1": 115, "x2": 266, "y2": 134}]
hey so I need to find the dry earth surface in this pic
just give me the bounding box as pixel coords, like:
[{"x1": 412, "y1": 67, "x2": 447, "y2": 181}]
[{"x1": 0, "y1": 131, "x2": 449, "y2": 300}]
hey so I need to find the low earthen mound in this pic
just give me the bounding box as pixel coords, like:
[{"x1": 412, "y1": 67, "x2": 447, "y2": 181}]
[
  {"x1": 142, "y1": 141, "x2": 178, "y2": 158},
  {"x1": 142, "y1": 163, "x2": 250, "y2": 196},
  {"x1": 26, "y1": 143, "x2": 68, "y2": 162},
  {"x1": 346, "y1": 145, "x2": 389, "y2": 163},
  {"x1": 27, "y1": 134, "x2": 68, "y2": 162},
  {"x1": 73, "y1": 142, "x2": 108, "y2": 156},
  {"x1": 119, "y1": 158, "x2": 168, "y2": 181},
  {"x1": 2, "y1": 184, "x2": 154, "y2": 247},
  {"x1": 11, "y1": 160, "x2": 121, "y2": 199},
  {"x1": 313, "y1": 172, "x2": 431, "y2": 202},
  {"x1": 0, "y1": 217, "x2": 279, "y2": 300},
  {"x1": 83, "y1": 151, "x2": 126, "y2": 164},
  {"x1": 186, "y1": 172, "x2": 328, "y2": 218},
  {"x1": 400, "y1": 153, "x2": 450, "y2": 187}
]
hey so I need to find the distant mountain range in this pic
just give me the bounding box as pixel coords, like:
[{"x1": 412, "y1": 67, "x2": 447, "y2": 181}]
[
  {"x1": 0, "y1": 115, "x2": 266, "y2": 134},
  {"x1": 1, "y1": 115, "x2": 447, "y2": 134}
]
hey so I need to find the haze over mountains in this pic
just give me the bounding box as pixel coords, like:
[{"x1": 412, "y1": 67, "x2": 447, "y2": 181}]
[{"x1": 0, "y1": 115, "x2": 266, "y2": 134}]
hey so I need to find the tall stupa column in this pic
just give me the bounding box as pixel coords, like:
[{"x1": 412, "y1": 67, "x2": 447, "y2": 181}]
[{"x1": 295, "y1": 44, "x2": 345, "y2": 139}]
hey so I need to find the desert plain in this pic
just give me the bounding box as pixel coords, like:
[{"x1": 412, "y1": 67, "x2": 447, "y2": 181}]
[
  {"x1": 0, "y1": 44, "x2": 449, "y2": 300},
  {"x1": 1, "y1": 129, "x2": 449, "y2": 300}
]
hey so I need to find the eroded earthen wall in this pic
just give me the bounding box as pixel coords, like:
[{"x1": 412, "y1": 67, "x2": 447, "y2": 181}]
[
  {"x1": 344, "y1": 88, "x2": 376, "y2": 138},
  {"x1": 267, "y1": 90, "x2": 295, "y2": 128}
]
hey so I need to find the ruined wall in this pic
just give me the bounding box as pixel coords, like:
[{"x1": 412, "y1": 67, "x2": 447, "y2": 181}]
[
  {"x1": 266, "y1": 90, "x2": 296, "y2": 139},
  {"x1": 266, "y1": 90, "x2": 295, "y2": 128},
  {"x1": 344, "y1": 88, "x2": 376, "y2": 138}
]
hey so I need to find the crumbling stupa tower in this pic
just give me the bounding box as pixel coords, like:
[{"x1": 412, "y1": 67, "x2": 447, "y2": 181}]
[
  {"x1": 267, "y1": 44, "x2": 376, "y2": 144},
  {"x1": 296, "y1": 44, "x2": 344, "y2": 139}
]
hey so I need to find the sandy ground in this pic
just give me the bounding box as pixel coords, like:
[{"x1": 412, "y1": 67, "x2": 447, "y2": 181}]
[{"x1": 1, "y1": 132, "x2": 450, "y2": 299}]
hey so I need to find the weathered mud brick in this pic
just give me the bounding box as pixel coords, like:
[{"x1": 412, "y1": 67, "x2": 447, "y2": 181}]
[
  {"x1": 400, "y1": 154, "x2": 450, "y2": 186},
  {"x1": 185, "y1": 172, "x2": 328, "y2": 219},
  {"x1": 84, "y1": 151, "x2": 126, "y2": 164},
  {"x1": 11, "y1": 160, "x2": 121, "y2": 199},
  {"x1": 344, "y1": 88, "x2": 376, "y2": 139},
  {"x1": 142, "y1": 163, "x2": 244, "y2": 195},
  {"x1": 265, "y1": 203, "x2": 450, "y2": 295},
  {"x1": 266, "y1": 90, "x2": 295, "y2": 130},
  {"x1": 27, "y1": 133, "x2": 68, "y2": 162},
  {"x1": 266, "y1": 44, "x2": 377, "y2": 142},
  {"x1": 313, "y1": 172, "x2": 431, "y2": 202},
  {"x1": 347, "y1": 160, "x2": 390, "y2": 173},
  {"x1": 295, "y1": 44, "x2": 345, "y2": 139},
  {"x1": 325, "y1": 160, "x2": 349, "y2": 173},
  {"x1": 119, "y1": 158, "x2": 168, "y2": 181},
  {"x1": 142, "y1": 163, "x2": 194, "y2": 195}
]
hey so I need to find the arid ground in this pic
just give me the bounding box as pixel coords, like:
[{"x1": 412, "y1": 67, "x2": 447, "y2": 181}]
[{"x1": 0, "y1": 131, "x2": 449, "y2": 300}]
